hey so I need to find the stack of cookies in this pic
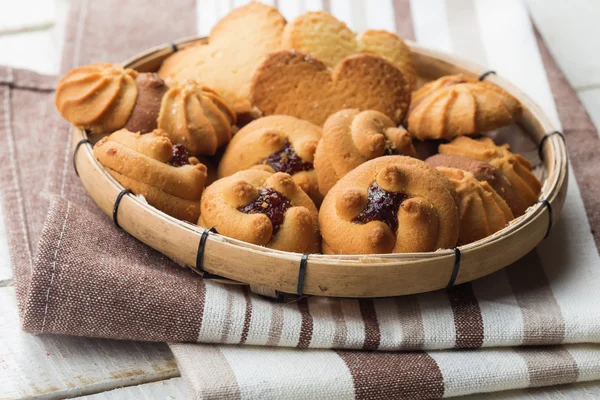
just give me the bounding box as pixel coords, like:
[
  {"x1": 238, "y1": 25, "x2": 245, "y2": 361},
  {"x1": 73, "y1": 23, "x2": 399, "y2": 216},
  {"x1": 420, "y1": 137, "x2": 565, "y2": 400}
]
[{"x1": 55, "y1": 3, "x2": 542, "y2": 255}]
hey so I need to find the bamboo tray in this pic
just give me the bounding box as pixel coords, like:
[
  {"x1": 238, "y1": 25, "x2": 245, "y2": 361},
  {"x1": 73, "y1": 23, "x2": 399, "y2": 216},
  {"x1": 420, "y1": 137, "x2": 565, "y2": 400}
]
[{"x1": 71, "y1": 37, "x2": 568, "y2": 298}]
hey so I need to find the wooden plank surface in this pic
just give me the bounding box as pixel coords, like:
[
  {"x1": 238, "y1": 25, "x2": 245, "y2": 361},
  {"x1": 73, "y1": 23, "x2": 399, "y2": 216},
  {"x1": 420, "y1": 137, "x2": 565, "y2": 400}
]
[
  {"x1": 73, "y1": 378, "x2": 189, "y2": 400},
  {"x1": 0, "y1": 287, "x2": 179, "y2": 400}
]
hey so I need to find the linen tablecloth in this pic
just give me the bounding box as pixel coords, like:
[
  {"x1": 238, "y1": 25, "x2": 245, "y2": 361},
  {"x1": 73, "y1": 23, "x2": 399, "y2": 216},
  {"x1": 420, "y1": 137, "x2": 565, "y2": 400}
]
[{"x1": 2, "y1": 0, "x2": 600, "y2": 398}]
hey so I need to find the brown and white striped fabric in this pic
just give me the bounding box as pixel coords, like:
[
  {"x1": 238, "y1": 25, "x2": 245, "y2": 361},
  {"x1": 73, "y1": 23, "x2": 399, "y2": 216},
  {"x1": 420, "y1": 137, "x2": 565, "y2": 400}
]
[{"x1": 2, "y1": 0, "x2": 600, "y2": 398}]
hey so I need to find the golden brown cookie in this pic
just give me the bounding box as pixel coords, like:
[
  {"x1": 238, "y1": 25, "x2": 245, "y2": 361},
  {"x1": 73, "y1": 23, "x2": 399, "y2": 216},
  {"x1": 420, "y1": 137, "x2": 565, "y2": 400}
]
[
  {"x1": 157, "y1": 81, "x2": 236, "y2": 155},
  {"x1": 93, "y1": 129, "x2": 207, "y2": 223},
  {"x1": 407, "y1": 74, "x2": 522, "y2": 140},
  {"x1": 250, "y1": 51, "x2": 411, "y2": 126},
  {"x1": 315, "y1": 109, "x2": 417, "y2": 196},
  {"x1": 200, "y1": 170, "x2": 320, "y2": 253},
  {"x1": 158, "y1": 3, "x2": 285, "y2": 120},
  {"x1": 56, "y1": 63, "x2": 236, "y2": 154},
  {"x1": 218, "y1": 115, "x2": 322, "y2": 205},
  {"x1": 425, "y1": 153, "x2": 526, "y2": 216},
  {"x1": 438, "y1": 136, "x2": 541, "y2": 210},
  {"x1": 436, "y1": 167, "x2": 514, "y2": 244},
  {"x1": 319, "y1": 156, "x2": 459, "y2": 254},
  {"x1": 55, "y1": 63, "x2": 138, "y2": 134},
  {"x1": 282, "y1": 11, "x2": 416, "y2": 89}
]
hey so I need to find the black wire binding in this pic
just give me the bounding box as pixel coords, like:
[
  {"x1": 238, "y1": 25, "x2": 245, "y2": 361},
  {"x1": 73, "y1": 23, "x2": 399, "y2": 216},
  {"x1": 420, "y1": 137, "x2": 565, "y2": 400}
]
[
  {"x1": 538, "y1": 130, "x2": 564, "y2": 161},
  {"x1": 112, "y1": 189, "x2": 132, "y2": 229},
  {"x1": 537, "y1": 199, "x2": 553, "y2": 239},
  {"x1": 195, "y1": 227, "x2": 227, "y2": 279},
  {"x1": 478, "y1": 70, "x2": 496, "y2": 81},
  {"x1": 297, "y1": 253, "x2": 310, "y2": 296},
  {"x1": 446, "y1": 247, "x2": 462, "y2": 289},
  {"x1": 170, "y1": 42, "x2": 179, "y2": 53},
  {"x1": 73, "y1": 138, "x2": 92, "y2": 177}
]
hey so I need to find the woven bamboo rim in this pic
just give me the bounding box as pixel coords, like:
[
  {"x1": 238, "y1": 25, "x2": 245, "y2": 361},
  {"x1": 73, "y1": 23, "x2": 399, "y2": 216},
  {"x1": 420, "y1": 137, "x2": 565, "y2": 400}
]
[{"x1": 71, "y1": 37, "x2": 568, "y2": 298}]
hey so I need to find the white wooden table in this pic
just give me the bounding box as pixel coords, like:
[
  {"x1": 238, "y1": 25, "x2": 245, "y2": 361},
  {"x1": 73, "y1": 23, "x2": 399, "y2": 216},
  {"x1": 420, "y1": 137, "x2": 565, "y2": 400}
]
[{"x1": 1, "y1": 0, "x2": 599, "y2": 398}]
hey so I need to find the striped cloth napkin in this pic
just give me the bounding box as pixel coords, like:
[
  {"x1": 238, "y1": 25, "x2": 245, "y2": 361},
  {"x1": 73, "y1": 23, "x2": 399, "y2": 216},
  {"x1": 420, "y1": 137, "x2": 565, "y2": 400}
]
[{"x1": 1, "y1": 0, "x2": 600, "y2": 398}]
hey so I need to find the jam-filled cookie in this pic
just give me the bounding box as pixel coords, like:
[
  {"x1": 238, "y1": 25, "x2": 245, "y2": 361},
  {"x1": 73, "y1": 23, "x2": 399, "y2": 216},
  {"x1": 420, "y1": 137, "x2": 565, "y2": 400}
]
[
  {"x1": 407, "y1": 74, "x2": 522, "y2": 140},
  {"x1": 218, "y1": 116, "x2": 322, "y2": 205},
  {"x1": 56, "y1": 63, "x2": 236, "y2": 155},
  {"x1": 319, "y1": 156, "x2": 459, "y2": 254},
  {"x1": 436, "y1": 167, "x2": 514, "y2": 244},
  {"x1": 314, "y1": 109, "x2": 416, "y2": 196},
  {"x1": 94, "y1": 129, "x2": 207, "y2": 223},
  {"x1": 200, "y1": 170, "x2": 320, "y2": 253},
  {"x1": 438, "y1": 136, "x2": 541, "y2": 209},
  {"x1": 426, "y1": 153, "x2": 526, "y2": 216}
]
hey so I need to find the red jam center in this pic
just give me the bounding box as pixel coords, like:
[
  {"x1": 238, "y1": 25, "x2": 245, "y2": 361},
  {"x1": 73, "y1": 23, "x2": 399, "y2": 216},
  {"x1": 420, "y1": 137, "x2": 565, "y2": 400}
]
[
  {"x1": 261, "y1": 141, "x2": 313, "y2": 175},
  {"x1": 170, "y1": 144, "x2": 191, "y2": 167},
  {"x1": 352, "y1": 183, "x2": 410, "y2": 233},
  {"x1": 238, "y1": 188, "x2": 292, "y2": 234}
]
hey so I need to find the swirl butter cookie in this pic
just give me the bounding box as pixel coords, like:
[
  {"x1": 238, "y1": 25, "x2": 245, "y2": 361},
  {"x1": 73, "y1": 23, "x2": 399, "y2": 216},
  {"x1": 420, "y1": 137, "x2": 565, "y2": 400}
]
[
  {"x1": 55, "y1": 63, "x2": 138, "y2": 134},
  {"x1": 315, "y1": 109, "x2": 416, "y2": 196},
  {"x1": 158, "y1": 3, "x2": 285, "y2": 121},
  {"x1": 56, "y1": 64, "x2": 236, "y2": 155},
  {"x1": 438, "y1": 136, "x2": 541, "y2": 210},
  {"x1": 250, "y1": 51, "x2": 411, "y2": 126},
  {"x1": 218, "y1": 116, "x2": 322, "y2": 205},
  {"x1": 319, "y1": 156, "x2": 459, "y2": 254},
  {"x1": 157, "y1": 81, "x2": 236, "y2": 155},
  {"x1": 94, "y1": 129, "x2": 207, "y2": 222},
  {"x1": 200, "y1": 170, "x2": 320, "y2": 253},
  {"x1": 408, "y1": 74, "x2": 522, "y2": 140},
  {"x1": 425, "y1": 154, "x2": 526, "y2": 217},
  {"x1": 282, "y1": 11, "x2": 417, "y2": 89},
  {"x1": 436, "y1": 167, "x2": 514, "y2": 244}
]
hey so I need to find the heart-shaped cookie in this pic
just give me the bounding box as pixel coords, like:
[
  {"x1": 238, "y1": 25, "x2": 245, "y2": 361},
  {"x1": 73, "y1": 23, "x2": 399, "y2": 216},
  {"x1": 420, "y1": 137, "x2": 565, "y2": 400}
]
[
  {"x1": 249, "y1": 51, "x2": 411, "y2": 126},
  {"x1": 158, "y1": 3, "x2": 285, "y2": 121},
  {"x1": 282, "y1": 11, "x2": 416, "y2": 89}
]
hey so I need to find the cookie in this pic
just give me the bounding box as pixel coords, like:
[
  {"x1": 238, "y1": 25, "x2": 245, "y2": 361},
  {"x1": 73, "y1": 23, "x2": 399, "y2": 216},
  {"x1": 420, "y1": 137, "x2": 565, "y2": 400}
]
[
  {"x1": 158, "y1": 3, "x2": 286, "y2": 121},
  {"x1": 438, "y1": 136, "x2": 541, "y2": 210},
  {"x1": 408, "y1": 74, "x2": 522, "y2": 140},
  {"x1": 124, "y1": 72, "x2": 168, "y2": 133},
  {"x1": 315, "y1": 109, "x2": 416, "y2": 196},
  {"x1": 56, "y1": 63, "x2": 236, "y2": 155},
  {"x1": 425, "y1": 153, "x2": 526, "y2": 216},
  {"x1": 93, "y1": 129, "x2": 207, "y2": 222},
  {"x1": 55, "y1": 63, "x2": 138, "y2": 134},
  {"x1": 200, "y1": 170, "x2": 320, "y2": 253},
  {"x1": 319, "y1": 156, "x2": 459, "y2": 254},
  {"x1": 282, "y1": 11, "x2": 416, "y2": 89},
  {"x1": 157, "y1": 81, "x2": 236, "y2": 155},
  {"x1": 436, "y1": 167, "x2": 514, "y2": 244},
  {"x1": 218, "y1": 115, "x2": 323, "y2": 205},
  {"x1": 250, "y1": 51, "x2": 411, "y2": 126}
]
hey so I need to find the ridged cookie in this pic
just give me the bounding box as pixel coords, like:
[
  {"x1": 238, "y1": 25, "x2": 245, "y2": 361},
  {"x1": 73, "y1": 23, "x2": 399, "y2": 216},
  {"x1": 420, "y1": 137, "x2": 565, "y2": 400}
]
[
  {"x1": 158, "y1": 3, "x2": 286, "y2": 121},
  {"x1": 319, "y1": 156, "x2": 459, "y2": 254},
  {"x1": 408, "y1": 74, "x2": 522, "y2": 140},
  {"x1": 315, "y1": 109, "x2": 416, "y2": 196},
  {"x1": 437, "y1": 167, "x2": 514, "y2": 244},
  {"x1": 425, "y1": 153, "x2": 526, "y2": 216},
  {"x1": 157, "y1": 81, "x2": 236, "y2": 155},
  {"x1": 200, "y1": 170, "x2": 320, "y2": 253},
  {"x1": 282, "y1": 11, "x2": 416, "y2": 89},
  {"x1": 56, "y1": 64, "x2": 236, "y2": 155},
  {"x1": 218, "y1": 115, "x2": 323, "y2": 205},
  {"x1": 250, "y1": 51, "x2": 411, "y2": 126},
  {"x1": 438, "y1": 136, "x2": 541, "y2": 210},
  {"x1": 55, "y1": 63, "x2": 138, "y2": 134}
]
